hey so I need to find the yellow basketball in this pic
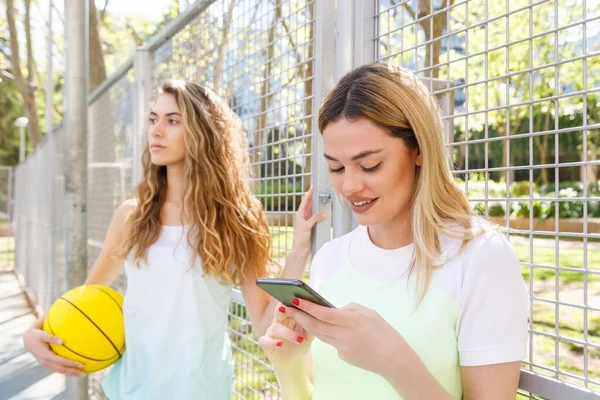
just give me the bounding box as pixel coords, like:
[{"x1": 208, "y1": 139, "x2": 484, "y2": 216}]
[{"x1": 42, "y1": 285, "x2": 126, "y2": 373}]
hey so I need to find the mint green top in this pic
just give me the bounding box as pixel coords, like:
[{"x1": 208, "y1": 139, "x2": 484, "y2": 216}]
[{"x1": 311, "y1": 240, "x2": 462, "y2": 399}]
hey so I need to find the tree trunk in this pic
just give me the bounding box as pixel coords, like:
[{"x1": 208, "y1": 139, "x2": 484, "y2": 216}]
[
  {"x1": 89, "y1": 0, "x2": 107, "y2": 92},
  {"x1": 6, "y1": 0, "x2": 43, "y2": 147},
  {"x1": 213, "y1": 0, "x2": 236, "y2": 91},
  {"x1": 534, "y1": 112, "x2": 551, "y2": 185},
  {"x1": 403, "y1": 0, "x2": 454, "y2": 78}
]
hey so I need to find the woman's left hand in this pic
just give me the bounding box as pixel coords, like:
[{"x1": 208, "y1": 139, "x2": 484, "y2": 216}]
[
  {"x1": 284, "y1": 298, "x2": 410, "y2": 377},
  {"x1": 291, "y1": 186, "x2": 326, "y2": 254}
]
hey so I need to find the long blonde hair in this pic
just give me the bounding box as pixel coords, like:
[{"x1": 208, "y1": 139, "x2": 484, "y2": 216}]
[
  {"x1": 319, "y1": 63, "x2": 484, "y2": 300},
  {"x1": 120, "y1": 80, "x2": 271, "y2": 285}
]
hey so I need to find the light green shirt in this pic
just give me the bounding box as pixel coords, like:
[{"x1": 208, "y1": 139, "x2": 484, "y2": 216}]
[{"x1": 311, "y1": 235, "x2": 462, "y2": 399}]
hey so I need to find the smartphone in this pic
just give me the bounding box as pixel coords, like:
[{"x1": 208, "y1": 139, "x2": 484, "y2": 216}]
[{"x1": 255, "y1": 278, "x2": 336, "y2": 309}]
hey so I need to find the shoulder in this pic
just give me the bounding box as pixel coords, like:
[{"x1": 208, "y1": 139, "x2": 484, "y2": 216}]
[
  {"x1": 115, "y1": 199, "x2": 138, "y2": 221},
  {"x1": 438, "y1": 218, "x2": 509, "y2": 261},
  {"x1": 108, "y1": 199, "x2": 139, "y2": 238}
]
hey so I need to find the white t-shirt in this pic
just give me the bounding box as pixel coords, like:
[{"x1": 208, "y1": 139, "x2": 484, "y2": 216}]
[{"x1": 308, "y1": 222, "x2": 529, "y2": 367}]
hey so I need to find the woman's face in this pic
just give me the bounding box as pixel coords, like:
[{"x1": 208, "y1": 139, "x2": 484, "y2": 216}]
[
  {"x1": 147, "y1": 93, "x2": 186, "y2": 167},
  {"x1": 322, "y1": 117, "x2": 421, "y2": 228}
]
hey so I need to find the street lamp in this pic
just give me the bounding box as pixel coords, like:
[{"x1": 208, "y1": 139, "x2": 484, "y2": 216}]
[{"x1": 14, "y1": 117, "x2": 28, "y2": 162}]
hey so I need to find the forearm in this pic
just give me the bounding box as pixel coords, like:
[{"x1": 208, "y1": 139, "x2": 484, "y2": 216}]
[
  {"x1": 382, "y1": 350, "x2": 453, "y2": 400},
  {"x1": 280, "y1": 246, "x2": 311, "y2": 280},
  {"x1": 241, "y1": 246, "x2": 310, "y2": 338},
  {"x1": 274, "y1": 360, "x2": 313, "y2": 400}
]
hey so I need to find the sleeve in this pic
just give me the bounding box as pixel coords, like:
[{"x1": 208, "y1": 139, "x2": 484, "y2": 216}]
[{"x1": 457, "y1": 231, "x2": 529, "y2": 366}]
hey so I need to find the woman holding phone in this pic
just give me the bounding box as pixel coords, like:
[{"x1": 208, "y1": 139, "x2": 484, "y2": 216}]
[{"x1": 258, "y1": 63, "x2": 528, "y2": 399}]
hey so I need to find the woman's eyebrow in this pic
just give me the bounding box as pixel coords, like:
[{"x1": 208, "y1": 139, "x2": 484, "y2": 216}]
[
  {"x1": 149, "y1": 111, "x2": 182, "y2": 117},
  {"x1": 323, "y1": 149, "x2": 384, "y2": 162}
]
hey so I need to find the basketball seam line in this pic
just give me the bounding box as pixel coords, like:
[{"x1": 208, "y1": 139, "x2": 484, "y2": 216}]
[
  {"x1": 87, "y1": 285, "x2": 122, "y2": 312},
  {"x1": 46, "y1": 317, "x2": 119, "y2": 362},
  {"x1": 58, "y1": 297, "x2": 122, "y2": 358}
]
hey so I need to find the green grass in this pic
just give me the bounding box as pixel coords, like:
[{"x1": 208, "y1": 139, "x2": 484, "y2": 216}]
[
  {"x1": 269, "y1": 226, "x2": 294, "y2": 259},
  {"x1": 514, "y1": 243, "x2": 600, "y2": 283},
  {"x1": 512, "y1": 243, "x2": 600, "y2": 386}
]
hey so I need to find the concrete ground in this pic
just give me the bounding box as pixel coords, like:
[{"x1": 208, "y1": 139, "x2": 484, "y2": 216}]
[{"x1": 0, "y1": 269, "x2": 65, "y2": 400}]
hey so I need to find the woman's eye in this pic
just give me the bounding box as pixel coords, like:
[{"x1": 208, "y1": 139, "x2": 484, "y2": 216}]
[
  {"x1": 328, "y1": 166, "x2": 344, "y2": 173},
  {"x1": 361, "y1": 163, "x2": 382, "y2": 173},
  {"x1": 169, "y1": 119, "x2": 179, "y2": 125},
  {"x1": 148, "y1": 118, "x2": 157, "y2": 124}
]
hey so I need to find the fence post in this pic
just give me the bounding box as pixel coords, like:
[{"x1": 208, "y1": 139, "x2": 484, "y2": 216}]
[
  {"x1": 328, "y1": 0, "x2": 355, "y2": 239},
  {"x1": 311, "y1": 0, "x2": 336, "y2": 253},
  {"x1": 63, "y1": 0, "x2": 89, "y2": 397},
  {"x1": 133, "y1": 46, "x2": 154, "y2": 187},
  {"x1": 354, "y1": 0, "x2": 377, "y2": 68}
]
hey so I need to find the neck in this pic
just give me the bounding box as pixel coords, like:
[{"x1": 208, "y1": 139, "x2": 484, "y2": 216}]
[
  {"x1": 165, "y1": 163, "x2": 185, "y2": 204},
  {"x1": 367, "y1": 210, "x2": 413, "y2": 250}
]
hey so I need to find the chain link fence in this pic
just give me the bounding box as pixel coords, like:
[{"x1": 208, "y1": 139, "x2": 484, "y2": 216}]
[{"x1": 11, "y1": 0, "x2": 600, "y2": 398}]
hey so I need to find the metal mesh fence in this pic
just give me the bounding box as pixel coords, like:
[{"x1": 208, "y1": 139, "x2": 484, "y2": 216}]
[
  {"x1": 0, "y1": 166, "x2": 14, "y2": 273},
  {"x1": 375, "y1": 0, "x2": 600, "y2": 396},
  {"x1": 13, "y1": 128, "x2": 64, "y2": 313},
  {"x1": 87, "y1": 69, "x2": 135, "y2": 291}
]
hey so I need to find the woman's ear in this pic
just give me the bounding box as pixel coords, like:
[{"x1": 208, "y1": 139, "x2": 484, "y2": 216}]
[{"x1": 415, "y1": 148, "x2": 422, "y2": 167}]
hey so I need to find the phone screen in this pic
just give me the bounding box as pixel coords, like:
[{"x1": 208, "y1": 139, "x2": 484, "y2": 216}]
[{"x1": 255, "y1": 278, "x2": 336, "y2": 308}]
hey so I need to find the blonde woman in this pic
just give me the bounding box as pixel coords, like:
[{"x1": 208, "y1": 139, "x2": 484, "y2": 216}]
[
  {"x1": 23, "y1": 80, "x2": 324, "y2": 399},
  {"x1": 259, "y1": 63, "x2": 528, "y2": 399}
]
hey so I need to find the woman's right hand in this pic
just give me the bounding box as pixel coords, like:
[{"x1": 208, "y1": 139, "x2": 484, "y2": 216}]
[
  {"x1": 258, "y1": 303, "x2": 313, "y2": 371},
  {"x1": 23, "y1": 316, "x2": 86, "y2": 377}
]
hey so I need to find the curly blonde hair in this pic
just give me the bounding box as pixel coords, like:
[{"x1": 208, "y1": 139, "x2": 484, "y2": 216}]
[{"x1": 119, "y1": 80, "x2": 271, "y2": 285}]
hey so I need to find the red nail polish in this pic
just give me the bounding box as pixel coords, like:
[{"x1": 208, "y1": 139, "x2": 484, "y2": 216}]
[
  {"x1": 296, "y1": 336, "x2": 304, "y2": 344},
  {"x1": 279, "y1": 306, "x2": 286, "y2": 313},
  {"x1": 292, "y1": 298, "x2": 300, "y2": 307},
  {"x1": 276, "y1": 341, "x2": 283, "y2": 347}
]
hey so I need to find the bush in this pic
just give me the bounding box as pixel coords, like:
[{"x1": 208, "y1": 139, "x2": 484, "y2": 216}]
[
  {"x1": 469, "y1": 178, "x2": 600, "y2": 219},
  {"x1": 258, "y1": 179, "x2": 303, "y2": 212},
  {"x1": 511, "y1": 181, "x2": 537, "y2": 197}
]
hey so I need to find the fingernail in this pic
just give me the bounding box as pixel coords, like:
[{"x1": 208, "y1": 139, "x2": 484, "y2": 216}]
[
  {"x1": 276, "y1": 341, "x2": 283, "y2": 347},
  {"x1": 77, "y1": 363, "x2": 84, "y2": 369},
  {"x1": 296, "y1": 336, "x2": 304, "y2": 344},
  {"x1": 292, "y1": 298, "x2": 300, "y2": 307},
  {"x1": 55, "y1": 338, "x2": 63, "y2": 345},
  {"x1": 278, "y1": 306, "x2": 286, "y2": 314}
]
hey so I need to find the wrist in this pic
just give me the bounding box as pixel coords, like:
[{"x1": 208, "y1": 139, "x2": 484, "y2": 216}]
[
  {"x1": 289, "y1": 243, "x2": 311, "y2": 258},
  {"x1": 273, "y1": 359, "x2": 312, "y2": 400},
  {"x1": 381, "y1": 345, "x2": 451, "y2": 400},
  {"x1": 379, "y1": 337, "x2": 421, "y2": 385},
  {"x1": 272, "y1": 356, "x2": 306, "y2": 374}
]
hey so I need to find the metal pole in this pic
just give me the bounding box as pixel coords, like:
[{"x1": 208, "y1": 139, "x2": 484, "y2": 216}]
[
  {"x1": 331, "y1": 0, "x2": 355, "y2": 238},
  {"x1": 19, "y1": 126, "x2": 25, "y2": 162},
  {"x1": 46, "y1": 0, "x2": 53, "y2": 137},
  {"x1": 64, "y1": 0, "x2": 88, "y2": 397},
  {"x1": 311, "y1": 0, "x2": 336, "y2": 254},
  {"x1": 133, "y1": 46, "x2": 153, "y2": 186}
]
